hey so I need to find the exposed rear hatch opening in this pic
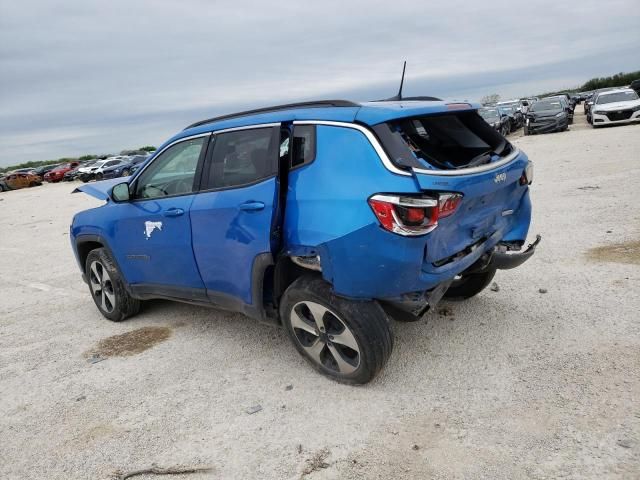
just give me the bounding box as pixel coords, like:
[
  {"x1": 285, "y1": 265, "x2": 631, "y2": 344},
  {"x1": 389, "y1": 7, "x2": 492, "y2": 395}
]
[{"x1": 373, "y1": 110, "x2": 513, "y2": 171}]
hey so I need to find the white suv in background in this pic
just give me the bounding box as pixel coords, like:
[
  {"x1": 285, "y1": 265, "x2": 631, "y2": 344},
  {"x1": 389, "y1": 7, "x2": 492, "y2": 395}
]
[
  {"x1": 591, "y1": 88, "x2": 640, "y2": 127},
  {"x1": 77, "y1": 157, "x2": 128, "y2": 182}
]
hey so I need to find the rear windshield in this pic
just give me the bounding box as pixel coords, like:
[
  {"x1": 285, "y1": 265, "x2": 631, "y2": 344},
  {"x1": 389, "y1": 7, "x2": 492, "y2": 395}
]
[{"x1": 374, "y1": 111, "x2": 511, "y2": 171}]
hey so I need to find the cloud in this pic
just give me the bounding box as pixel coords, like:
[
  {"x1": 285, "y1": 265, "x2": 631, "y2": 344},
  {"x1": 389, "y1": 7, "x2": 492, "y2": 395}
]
[{"x1": 1, "y1": 0, "x2": 638, "y2": 165}]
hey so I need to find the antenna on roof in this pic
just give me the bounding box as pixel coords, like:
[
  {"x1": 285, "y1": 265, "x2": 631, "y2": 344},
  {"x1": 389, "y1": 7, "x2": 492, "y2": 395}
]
[{"x1": 386, "y1": 61, "x2": 407, "y2": 101}]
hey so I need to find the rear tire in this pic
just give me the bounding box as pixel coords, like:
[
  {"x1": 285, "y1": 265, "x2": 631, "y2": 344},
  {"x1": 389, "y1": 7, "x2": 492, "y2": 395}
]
[
  {"x1": 280, "y1": 275, "x2": 393, "y2": 385},
  {"x1": 443, "y1": 268, "x2": 497, "y2": 301},
  {"x1": 95, "y1": 173, "x2": 103, "y2": 181},
  {"x1": 85, "y1": 248, "x2": 140, "y2": 322}
]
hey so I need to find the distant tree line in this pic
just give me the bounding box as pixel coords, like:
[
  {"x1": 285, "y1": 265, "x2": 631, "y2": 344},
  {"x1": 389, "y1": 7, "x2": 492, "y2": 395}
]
[
  {"x1": 580, "y1": 70, "x2": 640, "y2": 91},
  {"x1": 0, "y1": 146, "x2": 156, "y2": 174}
]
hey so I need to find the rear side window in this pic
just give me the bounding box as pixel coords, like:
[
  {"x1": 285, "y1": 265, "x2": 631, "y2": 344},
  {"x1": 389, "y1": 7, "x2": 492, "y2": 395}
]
[
  {"x1": 380, "y1": 111, "x2": 510, "y2": 170},
  {"x1": 207, "y1": 127, "x2": 277, "y2": 189},
  {"x1": 291, "y1": 125, "x2": 315, "y2": 168}
]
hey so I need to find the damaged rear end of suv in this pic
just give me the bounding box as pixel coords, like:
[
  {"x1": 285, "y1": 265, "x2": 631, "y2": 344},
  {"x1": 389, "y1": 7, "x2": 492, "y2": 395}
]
[
  {"x1": 70, "y1": 98, "x2": 539, "y2": 385},
  {"x1": 312, "y1": 101, "x2": 539, "y2": 324}
]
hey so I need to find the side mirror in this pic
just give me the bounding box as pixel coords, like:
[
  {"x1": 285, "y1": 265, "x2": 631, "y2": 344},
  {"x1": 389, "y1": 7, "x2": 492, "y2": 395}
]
[{"x1": 111, "y1": 182, "x2": 131, "y2": 202}]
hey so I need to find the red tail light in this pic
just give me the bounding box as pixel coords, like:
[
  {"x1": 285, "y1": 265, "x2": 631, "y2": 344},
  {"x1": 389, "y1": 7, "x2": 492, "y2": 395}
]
[
  {"x1": 438, "y1": 193, "x2": 463, "y2": 218},
  {"x1": 368, "y1": 192, "x2": 462, "y2": 236}
]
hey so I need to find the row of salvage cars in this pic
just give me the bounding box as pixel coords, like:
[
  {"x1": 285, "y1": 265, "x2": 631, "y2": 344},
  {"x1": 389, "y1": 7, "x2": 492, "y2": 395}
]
[
  {"x1": 0, "y1": 153, "x2": 153, "y2": 193},
  {"x1": 481, "y1": 95, "x2": 577, "y2": 136},
  {"x1": 479, "y1": 82, "x2": 640, "y2": 137}
]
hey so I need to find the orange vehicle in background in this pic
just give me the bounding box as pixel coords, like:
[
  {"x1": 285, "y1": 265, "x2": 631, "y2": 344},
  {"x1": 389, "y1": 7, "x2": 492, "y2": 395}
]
[{"x1": 0, "y1": 172, "x2": 43, "y2": 191}]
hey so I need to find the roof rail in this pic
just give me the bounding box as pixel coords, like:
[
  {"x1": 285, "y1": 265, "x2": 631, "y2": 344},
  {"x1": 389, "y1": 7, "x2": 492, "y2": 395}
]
[
  {"x1": 184, "y1": 100, "x2": 360, "y2": 130},
  {"x1": 371, "y1": 95, "x2": 442, "y2": 102}
]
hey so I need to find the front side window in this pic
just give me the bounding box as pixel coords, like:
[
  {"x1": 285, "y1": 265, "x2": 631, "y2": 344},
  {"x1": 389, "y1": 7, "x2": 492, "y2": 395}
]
[
  {"x1": 134, "y1": 137, "x2": 205, "y2": 199},
  {"x1": 207, "y1": 127, "x2": 276, "y2": 189}
]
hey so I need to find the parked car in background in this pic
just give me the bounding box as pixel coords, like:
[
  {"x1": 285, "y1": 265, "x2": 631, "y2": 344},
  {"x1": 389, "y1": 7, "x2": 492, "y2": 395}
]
[
  {"x1": 590, "y1": 88, "x2": 640, "y2": 127},
  {"x1": 34, "y1": 164, "x2": 59, "y2": 179},
  {"x1": 524, "y1": 97, "x2": 569, "y2": 135},
  {"x1": 497, "y1": 104, "x2": 524, "y2": 131},
  {"x1": 586, "y1": 87, "x2": 622, "y2": 124},
  {"x1": 101, "y1": 155, "x2": 149, "y2": 179},
  {"x1": 71, "y1": 98, "x2": 538, "y2": 384},
  {"x1": 479, "y1": 107, "x2": 510, "y2": 136},
  {"x1": 78, "y1": 158, "x2": 127, "y2": 182},
  {"x1": 546, "y1": 95, "x2": 574, "y2": 123},
  {"x1": 64, "y1": 161, "x2": 96, "y2": 181},
  {"x1": 0, "y1": 172, "x2": 42, "y2": 191},
  {"x1": 629, "y1": 79, "x2": 640, "y2": 95},
  {"x1": 44, "y1": 162, "x2": 80, "y2": 183}
]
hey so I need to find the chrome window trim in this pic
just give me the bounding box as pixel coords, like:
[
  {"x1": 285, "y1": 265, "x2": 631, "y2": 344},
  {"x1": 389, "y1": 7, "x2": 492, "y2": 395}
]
[
  {"x1": 411, "y1": 147, "x2": 521, "y2": 176},
  {"x1": 293, "y1": 120, "x2": 412, "y2": 177},
  {"x1": 293, "y1": 120, "x2": 521, "y2": 178},
  {"x1": 211, "y1": 122, "x2": 280, "y2": 135}
]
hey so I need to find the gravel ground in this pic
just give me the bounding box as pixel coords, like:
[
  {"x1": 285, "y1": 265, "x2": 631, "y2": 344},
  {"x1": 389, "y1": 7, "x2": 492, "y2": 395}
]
[{"x1": 1, "y1": 107, "x2": 639, "y2": 479}]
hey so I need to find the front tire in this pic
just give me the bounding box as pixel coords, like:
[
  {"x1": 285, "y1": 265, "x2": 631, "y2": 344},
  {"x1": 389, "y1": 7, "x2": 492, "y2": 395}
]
[
  {"x1": 444, "y1": 268, "x2": 497, "y2": 301},
  {"x1": 85, "y1": 248, "x2": 140, "y2": 322},
  {"x1": 280, "y1": 275, "x2": 393, "y2": 385}
]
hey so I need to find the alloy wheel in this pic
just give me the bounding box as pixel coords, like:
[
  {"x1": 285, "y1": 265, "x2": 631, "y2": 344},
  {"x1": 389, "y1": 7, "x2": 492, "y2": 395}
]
[
  {"x1": 89, "y1": 260, "x2": 116, "y2": 313},
  {"x1": 290, "y1": 301, "x2": 361, "y2": 374}
]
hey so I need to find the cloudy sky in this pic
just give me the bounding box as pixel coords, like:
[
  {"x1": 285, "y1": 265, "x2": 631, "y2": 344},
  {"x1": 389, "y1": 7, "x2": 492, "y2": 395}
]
[{"x1": 1, "y1": 0, "x2": 638, "y2": 166}]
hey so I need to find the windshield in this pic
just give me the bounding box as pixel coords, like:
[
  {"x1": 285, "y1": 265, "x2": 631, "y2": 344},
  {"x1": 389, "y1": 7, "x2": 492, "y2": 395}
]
[
  {"x1": 596, "y1": 91, "x2": 639, "y2": 104},
  {"x1": 479, "y1": 109, "x2": 500, "y2": 121},
  {"x1": 530, "y1": 100, "x2": 562, "y2": 112}
]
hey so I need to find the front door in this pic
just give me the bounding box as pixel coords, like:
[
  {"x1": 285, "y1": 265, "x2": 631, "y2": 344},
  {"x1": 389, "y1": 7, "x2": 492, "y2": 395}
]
[
  {"x1": 109, "y1": 135, "x2": 209, "y2": 294},
  {"x1": 190, "y1": 126, "x2": 280, "y2": 307}
]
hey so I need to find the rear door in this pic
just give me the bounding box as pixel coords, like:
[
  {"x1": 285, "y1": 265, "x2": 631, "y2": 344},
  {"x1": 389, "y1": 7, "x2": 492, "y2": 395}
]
[{"x1": 189, "y1": 125, "x2": 280, "y2": 307}]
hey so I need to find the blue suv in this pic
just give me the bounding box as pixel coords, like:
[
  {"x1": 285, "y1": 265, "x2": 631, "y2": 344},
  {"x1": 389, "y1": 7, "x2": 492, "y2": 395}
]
[{"x1": 71, "y1": 99, "x2": 539, "y2": 384}]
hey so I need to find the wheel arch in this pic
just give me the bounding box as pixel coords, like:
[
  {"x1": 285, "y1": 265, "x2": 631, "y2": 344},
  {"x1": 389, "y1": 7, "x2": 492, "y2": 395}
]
[
  {"x1": 271, "y1": 256, "x2": 321, "y2": 312},
  {"x1": 75, "y1": 235, "x2": 125, "y2": 283}
]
